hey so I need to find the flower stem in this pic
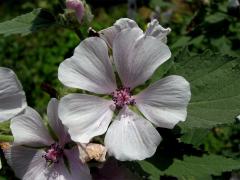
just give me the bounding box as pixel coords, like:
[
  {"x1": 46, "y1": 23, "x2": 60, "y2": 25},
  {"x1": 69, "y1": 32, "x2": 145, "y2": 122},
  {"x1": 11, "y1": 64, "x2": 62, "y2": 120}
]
[
  {"x1": 74, "y1": 28, "x2": 84, "y2": 40},
  {"x1": 0, "y1": 135, "x2": 14, "y2": 142}
]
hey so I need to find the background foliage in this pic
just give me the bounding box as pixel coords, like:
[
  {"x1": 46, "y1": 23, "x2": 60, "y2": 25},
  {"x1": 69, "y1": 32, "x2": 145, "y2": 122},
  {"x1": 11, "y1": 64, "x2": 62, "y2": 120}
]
[{"x1": 0, "y1": 0, "x2": 240, "y2": 179}]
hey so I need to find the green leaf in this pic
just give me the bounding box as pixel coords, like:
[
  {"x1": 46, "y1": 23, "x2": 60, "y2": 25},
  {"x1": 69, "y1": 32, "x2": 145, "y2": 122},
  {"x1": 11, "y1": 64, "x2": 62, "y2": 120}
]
[
  {"x1": 0, "y1": 121, "x2": 11, "y2": 135},
  {"x1": 150, "y1": 58, "x2": 174, "y2": 83},
  {"x1": 180, "y1": 127, "x2": 210, "y2": 147},
  {"x1": 205, "y1": 13, "x2": 228, "y2": 23},
  {"x1": 0, "y1": 8, "x2": 56, "y2": 36},
  {"x1": 138, "y1": 155, "x2": 240, "y2": 180},
  {"x1": 171, "y1": 48, "x2": 240, "y2": 129}
]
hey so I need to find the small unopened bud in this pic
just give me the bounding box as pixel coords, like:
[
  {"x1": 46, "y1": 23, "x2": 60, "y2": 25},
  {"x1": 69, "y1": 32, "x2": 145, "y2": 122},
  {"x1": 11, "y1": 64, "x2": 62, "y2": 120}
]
[
  {"x1": 66, "y1": 0, "x2": 85, "y2": 23},
  {"x1": 0, "y1": 142, "x2": 11, "y2": 151}
]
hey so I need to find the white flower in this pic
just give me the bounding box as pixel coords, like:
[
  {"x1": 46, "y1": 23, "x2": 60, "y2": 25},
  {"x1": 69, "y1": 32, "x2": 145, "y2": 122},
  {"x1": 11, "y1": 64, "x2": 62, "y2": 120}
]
[
  {"x1": 99, "y1": 18, "x2": 171, "y2": 47},
  {"x1": 0, "y1": 67, "x2": 27, "y2": 122},
  {"x1": 58, "y1": 19, "x2": 191, "y2": 161},
  {"x1": 4, "y1": 98, "x2": 91, "y2": 180}
]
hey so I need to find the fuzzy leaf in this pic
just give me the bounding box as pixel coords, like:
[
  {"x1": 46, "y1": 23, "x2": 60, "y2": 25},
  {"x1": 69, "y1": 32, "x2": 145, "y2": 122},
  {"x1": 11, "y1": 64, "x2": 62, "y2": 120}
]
[
  {"x1": 171, "y1": 48, "x2": 240, "y2": 129},
  {"x1": 180, "y1": 127, "x2": 210, "y2": 147},
  {"x1": 138, "y1": 155, "x2": 240, "y2": 180},
  {"x1": 0, "y1": 8, "x2": 56, "y2": 36}
]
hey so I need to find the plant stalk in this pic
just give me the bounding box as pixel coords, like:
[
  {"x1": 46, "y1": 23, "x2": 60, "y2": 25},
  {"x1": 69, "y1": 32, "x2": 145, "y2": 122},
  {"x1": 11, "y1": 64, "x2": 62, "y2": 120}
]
[{"x1": 0, "y1": 135, "x2": 14, "y2": 142}]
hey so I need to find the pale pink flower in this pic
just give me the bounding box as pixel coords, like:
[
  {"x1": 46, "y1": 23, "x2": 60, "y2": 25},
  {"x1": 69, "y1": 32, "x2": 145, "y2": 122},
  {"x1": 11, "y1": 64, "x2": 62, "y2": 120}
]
[
  {"x1": 99, "y1": 18, "x2": 171, "y2": 47},
  {"x1": 58, "y1": 19, "x2": 191, "y2": 161},
  {"x1": 0, "y1": 67, "x2": 27, "y2": 122},
  {"x1": 66, "y1": 0, "x2": 85, "y2": 23},
  {"x1": 4, "y1": 98, "x2": 91, "y2": 180}
]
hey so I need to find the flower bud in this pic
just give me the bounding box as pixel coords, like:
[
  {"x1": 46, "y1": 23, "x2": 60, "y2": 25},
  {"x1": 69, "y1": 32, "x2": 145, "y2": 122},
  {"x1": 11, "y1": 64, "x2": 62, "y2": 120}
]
[
  {"x1": 66, "y1": 0, "x2": 85, "y2": 23},
  {"x1": 78, "y1": 143, "x2": 107, "y2": 163}
]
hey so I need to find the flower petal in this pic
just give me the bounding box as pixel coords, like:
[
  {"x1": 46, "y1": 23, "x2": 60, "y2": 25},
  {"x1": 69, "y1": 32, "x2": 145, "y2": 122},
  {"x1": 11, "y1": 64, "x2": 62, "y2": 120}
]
[
  {"x1": 135, "y1": 75, "x2": 191, "y2": 129},
  {"x1": 47, "y1": 98, "x2": 70, "y2": 145},
  {"x1": 58, "y1": 37, "x2": 116, "y2": 94},
  {"x1": 145, "y1": 19, "x2": 171, "y2": 43},
  {"x1": 4, "y1": 146, "x2": 48, "y2": 180},
  {"x1": 5, "y1": 146, "x2": 91, "y2": 180},
  {"x1": 61, "y1": 147, "x2": 91, "y2": 180},
  {"x1": 0, "y1": 67, "x2": 27, "y2": 122},
  {"x1": 59, "y1": 94, "x2": 114, "y2": 143},
  {"x1": 104, "y1": 107, "x2": 161, "y2": 161},
  {"x1": 11, "y1": 107, "x2": 53, "y2": 147},
  {"x1": 113, "y1": 29, "x2": 171, "y2": 89},
  {"x1": 99, "y1": 18, "x2": 138, "y2": 48}
]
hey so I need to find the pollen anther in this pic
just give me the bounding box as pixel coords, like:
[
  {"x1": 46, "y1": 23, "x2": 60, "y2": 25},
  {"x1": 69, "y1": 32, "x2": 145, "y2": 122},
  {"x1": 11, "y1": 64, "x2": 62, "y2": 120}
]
[
  {"x1": 112, "y1": 87, "x2": 135, "y2": 109},
  {"x1": 42, "y1": 143, "x2": 63, "y2": 164}
]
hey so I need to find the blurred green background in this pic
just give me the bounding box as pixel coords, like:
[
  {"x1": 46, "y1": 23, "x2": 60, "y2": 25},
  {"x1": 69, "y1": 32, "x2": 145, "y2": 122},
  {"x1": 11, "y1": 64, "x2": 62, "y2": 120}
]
[{"x1": 0, "y1": 0, "x2": 240, "y2": 179}]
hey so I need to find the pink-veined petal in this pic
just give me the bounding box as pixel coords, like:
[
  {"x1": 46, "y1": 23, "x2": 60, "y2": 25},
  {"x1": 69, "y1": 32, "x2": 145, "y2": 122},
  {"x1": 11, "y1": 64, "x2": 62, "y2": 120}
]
[
  {"x1": 11, "y1": 107, "x2": 53, "y2": 147},
  {"x1": 99, "y1": 18, "x2": 138, "y2": 48},
  {"x1": 113, "y1": 29, "x2": 171, "y2": 89},
  {"x1": 47, "y1": 98, "x2": 70, "y2": 145},
  {"x1": 0, "y1": 67, "x2": 27, "y2": 122},
  {"x1": 104, "y1": 107, "x2": 161, "y2": 161},
  {"x1": 145, "y1": 19, "x2": 171, "y2": 44},
  {"x1": 44, "y1": 147, "x2": 91, "y2": 180},
  {"x1": 61, "y1": 147, "x2": 91, "y2": 180},
  {"x1": 135, "y1": 75, "x2": 191, "y2": 129},
  {"x1": 58, "y1": 37, "x2": 117, "y2": 94},
  {"x1": 4, "y1": 146, "x2": 48, "y2": 180},
  {"x1": 59, "y1": 94, "x2": 114, "y2": 143},
  {"x1": 5, "y1": 145, "x2": 91, "y2": 180}
]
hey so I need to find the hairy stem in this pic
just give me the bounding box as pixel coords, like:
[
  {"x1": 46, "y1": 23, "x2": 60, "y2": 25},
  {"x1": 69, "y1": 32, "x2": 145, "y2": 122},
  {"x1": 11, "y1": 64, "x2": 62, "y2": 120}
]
[
  {"x1": 0, "y1": 135, "x2": 14, "y2": 142},
  {"x1": 74, "y1": 28, "x2": 84, "y2": 40}
]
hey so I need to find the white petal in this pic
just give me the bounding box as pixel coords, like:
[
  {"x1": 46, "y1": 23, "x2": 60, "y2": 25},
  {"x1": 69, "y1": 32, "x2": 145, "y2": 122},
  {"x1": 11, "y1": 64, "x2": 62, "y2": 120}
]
[
  {"x1": 0, "y1": 67, "x2": 27, "y2": 122},
  {"x1": 4, "y1": 146, "x2": 48, "y2": 180},
  {"x1": 59, "y1": 94, "x2": 114, "y2": 143},
  {"x1": 145, "y1": 19, "x2": 171, "y2": 43},
  {"x1": 11, "y1": 107, "x2": 53, "y2": 147},
  {"x1": 47, "y1": 98, "x2": 70, "y2": 144},
  {"x1": 99, "y1": 26, "x2": 118, "y2": 48},
  {"x1": 99, "y1": 18, "x2": 138, "y2": 48},
  {"x1": 58, "y1": 37, "x2": 117, "y2": 94},
  {"x1": 113, "y1": 29, "x2": 171, "y2": 89},
  {"x1": 5, "y1": 145, "x2": 91, "y2": 180},
  {"x1": 135, "y1": 75, "x2": 191, "y2": 129},
  {"x1": 114, "y1": 18, "x2": 138, "y2": 30},
  {"x1": 62, "y1": 147, "x2": 91, "y2": 180},
  {"x1": 104, "y1": 107, "x2": 161, "y2": 161},
  {"x1": 43, "y1": 147, "x2": 91, "y2": 180}
]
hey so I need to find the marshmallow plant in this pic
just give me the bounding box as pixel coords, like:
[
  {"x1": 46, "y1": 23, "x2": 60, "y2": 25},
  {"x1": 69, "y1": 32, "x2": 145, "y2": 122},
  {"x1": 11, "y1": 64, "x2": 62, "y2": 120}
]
[
  {"x1": 58, "y1": 18, "x2": 191, "y2": 161},
  {"x1": 1, "y1": 5, "x2": 240, "y2": 179}
]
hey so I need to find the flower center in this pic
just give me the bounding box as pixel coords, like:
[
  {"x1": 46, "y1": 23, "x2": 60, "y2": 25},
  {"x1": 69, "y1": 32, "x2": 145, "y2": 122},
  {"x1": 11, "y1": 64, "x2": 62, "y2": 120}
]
[
  {"x1": 112, "y1": 87, "x2": 135, "y2": 109},
  {"x1": 42, "y1": 143, "x2": 63, "y2": 164}
]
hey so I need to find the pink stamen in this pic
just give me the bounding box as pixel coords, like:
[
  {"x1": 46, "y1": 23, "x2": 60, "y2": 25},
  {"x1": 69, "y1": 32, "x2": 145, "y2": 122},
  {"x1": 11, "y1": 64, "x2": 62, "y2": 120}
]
[
  {"x1": 42, "y1": 143, "x2": 63, "y2": 164},
  {"x1": 112, "y1": 87, "x2": 135, "y2": 109}
]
